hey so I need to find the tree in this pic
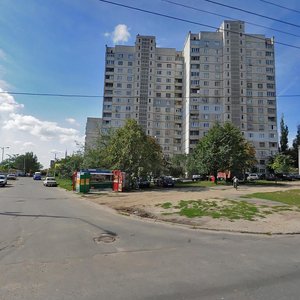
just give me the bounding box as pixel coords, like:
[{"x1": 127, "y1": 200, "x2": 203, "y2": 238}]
[
  {"x1": 279, "y1": 114, "x2": 289, "y2": 154},
  {"x1": 53, "y1": 152, "x2": 84, "y2": 178},
  {"x1": 290, "y1": 124, "x2": 300, "y2": 168},
  {"x1": 269, "y1": 153, "x2": 293, "y2": 174},
  {"x1": 192, "y1": 122, "x2": 256, "y2": 183},
  {"x1": 167, "y1": 154, "x2": 188, "y2": 177},
  {"x1": 0, "y1": 152, "x2": 42, "y2": 173},
  {"x1": 83, "y1": 129, "x2": 113, "y2": 169},
  {"x1": 106, "y1": 119, "x2": 164, "y2": 186}
]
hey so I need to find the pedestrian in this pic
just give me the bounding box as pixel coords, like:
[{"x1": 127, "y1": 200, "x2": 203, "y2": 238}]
[{"x1": 233, "y1": 176, "x2": 239, "y2": 190}]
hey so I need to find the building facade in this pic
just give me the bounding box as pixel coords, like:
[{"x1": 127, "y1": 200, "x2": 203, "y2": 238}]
[{"x1": 87, "y1": 20, "x2": 278, "y2": 173}]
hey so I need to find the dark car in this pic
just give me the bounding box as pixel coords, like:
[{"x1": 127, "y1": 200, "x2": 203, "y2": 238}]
[
  {"x1": 137, "y1": 178, "x2": 150, "y2": 188},
  {"x1": 156, "y1": 176, "x2": 174, "y2": 188}
]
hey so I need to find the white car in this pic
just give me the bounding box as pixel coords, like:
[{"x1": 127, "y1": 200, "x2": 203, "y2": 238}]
[
  {"x1": 43, "y1": 177, "x2": 58, "y2": 187},
  {"x1": 0, "y1": 174, "x2": 7, "y2": 187},
  {"x1": 7, "y1": 174, "x2": 17, "y2": 180},
  {"x1": 247, "y1": 173, "x2": 259, "y2": 181}
]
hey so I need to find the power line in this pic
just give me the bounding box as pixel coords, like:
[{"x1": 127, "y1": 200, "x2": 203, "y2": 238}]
[
  {"x1": 260, "y1": 0, "x2": 300, "y2": 14},
  {"x1": 201, "y1": 0, "x2": 300, "y2": 28},
  {"x1": 163, "y1": 0, "x2": 300, "y2": 38},
  {"x1": 97, "y1": 0, "x2": 300, "y2": 50},
  {"x1": 1, "y1": 91, "x2": 299, "y2": 98}
]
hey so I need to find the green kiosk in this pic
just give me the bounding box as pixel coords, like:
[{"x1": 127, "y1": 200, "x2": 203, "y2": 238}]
[{"x1": 76, "y1": 171, "x2": 90, "y2": 193}]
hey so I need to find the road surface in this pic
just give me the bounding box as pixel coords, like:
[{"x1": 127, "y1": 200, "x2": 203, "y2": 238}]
[{"x1": 0, "y1": 178, "x2": 300, "y2": 300}]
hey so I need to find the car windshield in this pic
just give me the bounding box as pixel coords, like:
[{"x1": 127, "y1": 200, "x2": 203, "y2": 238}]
[{"x1": 46, "y1": 177, "x2": 55, "y2": 181}]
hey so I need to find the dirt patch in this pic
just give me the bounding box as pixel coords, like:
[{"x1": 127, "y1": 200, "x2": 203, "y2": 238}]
[{"x1": 83, "y1": 181, "x2": 300, "y2": 234}]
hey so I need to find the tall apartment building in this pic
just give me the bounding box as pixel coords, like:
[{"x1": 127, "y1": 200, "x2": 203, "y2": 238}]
[
  {"x1": 89, "y1": 20, "x2": 278, "y2": 173},
  {"x1": 102, "y1": 35, "x2": 184, "y2": 157},
  {"x1": 183, "y1": 20, "x2": 277, "y2": 173}
]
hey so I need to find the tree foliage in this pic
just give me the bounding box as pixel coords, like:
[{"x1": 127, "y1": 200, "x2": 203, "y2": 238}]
[
  {"x1": 106, "y1": 119, "x2": 164, "y2": 183},
  {"x1": 82, "y1": 129, "x2": 112, "y2": 169},
  {"x1": 269, "y1": 153, "x2": 293, "y2": 174},
  {"x1": 0, "y1": 152, "x2": 42, "y2": 173},
  {"x1": 166, "y1": 154, "x2": 188, "y2": 177},
  {"x1": 280, "y1": 114, "x2": 289, "y2": 154},
  {"x1": 192, "y1": 122, "x2": 256, "y2": 182},
  {"x1": 54, "y1": 152, "x2": 84, "y2": 178}
]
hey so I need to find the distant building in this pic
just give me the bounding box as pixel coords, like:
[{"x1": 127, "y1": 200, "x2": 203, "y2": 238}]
[
  {"x1": 85, "y1": 117, "x2": 102, "y2": 150},
  {"x1": 86, "y1": 20, "x2": 278, "y2": 173}
]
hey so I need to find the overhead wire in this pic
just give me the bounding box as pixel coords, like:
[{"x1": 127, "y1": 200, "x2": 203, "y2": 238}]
[
  {"x1": 201, "y1": 0, "x2": 300, "y2": 28},
  {"x1": 259, "y1": 0, "x2": 300, "y2": 14},
  {"x1": 0, "y1": 91, "x2": 299, "y2": 98},
  {"x1": 97, "y1": 0, "x2": 300, "y2": 50},
  {"x1": 163, "y1": 0, "x2": 300, "y2": 38}
]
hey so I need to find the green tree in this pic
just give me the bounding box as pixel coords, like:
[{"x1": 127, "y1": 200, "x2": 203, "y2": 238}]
[
  {"x1": 167, "y1": 154, "x2": 188, "y2": 177},
  {"x1": 192, "y1": 122, "x2": 256, "y2": 183},
  {"x1": 83, "y1": 129, "x2": 113, "y2": 169},
  {"x1": 290, "y1": 124, "x2": 300, "y2": 168},
  {"x1": 106, "y1": 119, "x2": 164, "y2": 186},
  {"x1": 269, "y1": 153, "x2": 293, "y2": 174},
  {"x1": 280, "y1": 114, "x2": 289, "y2": 154},
  {"x1": 54, "y1": 152, "x2": 84, "y2": 178},
  {"x1": 0, "y1": 152, "x2": 42, "y2": 173}
]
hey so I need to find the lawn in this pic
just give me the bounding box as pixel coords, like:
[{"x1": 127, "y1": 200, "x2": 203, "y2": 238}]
[
  {"x1": 159, "y1": 199, "x2": 272, "y2": 221},
  {"x1": 242, "y1": 189, "x2": 300, "y2": 206},
  {"x1": 56, "y1": 178, "x2": 73, "y2": 191}
]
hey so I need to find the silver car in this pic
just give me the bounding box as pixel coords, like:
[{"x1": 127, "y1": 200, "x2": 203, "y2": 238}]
[
  {"x1": 0, "y1": 174, "x2": 7, "y2": 187},
  {"x1": 43, "y1": 177, "x2": 58, "y2": 187}
]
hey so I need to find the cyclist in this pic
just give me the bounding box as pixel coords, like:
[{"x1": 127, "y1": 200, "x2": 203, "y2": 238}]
[{"x1": 233, "y1": 176, "x2": 239, "y2": 190}]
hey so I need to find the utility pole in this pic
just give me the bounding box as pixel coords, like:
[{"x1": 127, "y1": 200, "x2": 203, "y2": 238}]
[{"x1": 0, "y1": 146, "x2": 9, "y2": 162}]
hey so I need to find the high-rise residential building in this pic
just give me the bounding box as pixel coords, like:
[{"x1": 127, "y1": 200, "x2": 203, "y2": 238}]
[
  {"x1": 87, "y1": 20, "x2": 277, "y2": 173},
  {"x1": 85, "y1": 117, "x2": 102, "y2": 150},
  {"x1": 183, "y1": 20, "x2": 277, "y2": 173},
  {"x1": 101, "y1": 35, "x2": 183, "y2": 158}
]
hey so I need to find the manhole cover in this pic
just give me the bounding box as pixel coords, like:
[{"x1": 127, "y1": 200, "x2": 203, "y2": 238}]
[{"x1": 93, "y1": 233, "x2": 116, "y2": 244}]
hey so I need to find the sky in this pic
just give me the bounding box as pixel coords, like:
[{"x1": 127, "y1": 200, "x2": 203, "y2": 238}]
[{"x1": 0, "y1": 0, "x2": 300, "y2": 168}]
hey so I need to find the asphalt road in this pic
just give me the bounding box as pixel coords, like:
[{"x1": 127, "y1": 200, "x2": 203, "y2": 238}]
[{"x1": 0, "y1": 178, "x2": 300, "y2": 300}]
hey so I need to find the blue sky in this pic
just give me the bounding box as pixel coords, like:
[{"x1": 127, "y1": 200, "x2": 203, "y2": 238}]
[{"x1": 0, "y1": 0, "x2": 299, "y2": 167}]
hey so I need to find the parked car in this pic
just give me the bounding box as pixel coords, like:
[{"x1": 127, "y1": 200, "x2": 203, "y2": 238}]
[
  {"x1": 7, "y1": 174, "x2": 17, "y2": 180},
  {"x1": 192, "y1": 174, "x2": 202, "y2": 182},
  {"x1": 247, "y1": 173, "x2": 259, "y2": 181},
  {"x1": 33, "y1": 172, "x2": 42, "y2": 180},
  {"x1": 0, "y1": 174, "x2": 7, "y2": 187},
  {"x1": 43, "y1": 177, "x2": 58, "y2": 187},
  {"x1": 137, "y1": 178, "x2": 150, "y2": 188},
  {"x1": 156, "y1": 176, "x2": 174, "y2": 187}
]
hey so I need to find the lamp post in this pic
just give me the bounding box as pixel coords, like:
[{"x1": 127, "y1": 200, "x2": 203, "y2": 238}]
[{"x1": 0, "y1": 146, "x2": 9, "y2": 162}]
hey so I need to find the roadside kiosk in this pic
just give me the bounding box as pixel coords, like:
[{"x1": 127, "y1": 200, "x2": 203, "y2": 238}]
[{"x1": 76, "y1": 171, "x2": 90, "y2": 193}]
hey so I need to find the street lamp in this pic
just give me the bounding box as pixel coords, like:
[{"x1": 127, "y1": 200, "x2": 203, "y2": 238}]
[{"x1": 0, "y1": 146, "x2": 9, "y2": 162}]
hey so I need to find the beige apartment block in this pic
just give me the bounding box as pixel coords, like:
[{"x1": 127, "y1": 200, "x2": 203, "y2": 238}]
[{"x1": 86, "y1": 20, "x2": 277, "y2": 173}]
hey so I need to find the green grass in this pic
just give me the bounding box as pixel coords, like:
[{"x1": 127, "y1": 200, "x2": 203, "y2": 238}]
[
  {"x1": 242, "y1": 189, "x2": 300, "y2": 206},
  {"x1": 56, "y1": 178, "x2": 73, "y2": 191},
  {"x1": 160, "y1": 199, "x2": 269, "y2": 221},
  {"x1": 161, "y1": 202, "x2": 172, "y2": 209}
]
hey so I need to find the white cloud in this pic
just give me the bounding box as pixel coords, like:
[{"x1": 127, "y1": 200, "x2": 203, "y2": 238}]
[
  {"x1": 66, "y1": 117, "x2": 76, "y2": 124},
  {"x1": 0, "y1": 91, "x2": 84, "y2": 168},
  {"x1": 0, "y1": 49, "x2": 7, "y2": 61},
  {"x1": 0, "y1": 88, "x2": 23, "y2": 112},
  {"x1": 106, "y1": 24, "x2": 130, "y2": 44},
  {"x1": 4, "y1": 113, "x2": 81, "y2": 143}
]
